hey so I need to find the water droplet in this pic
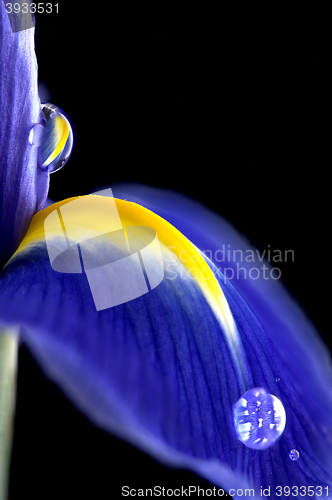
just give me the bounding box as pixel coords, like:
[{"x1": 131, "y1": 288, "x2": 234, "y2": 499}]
[
  {"x1": 29, "y1": 123, "x2": 45, "y2": 147},
  {"x1": 276, "y1": 378, "x2": 280, "y2": 382},
  {"x1": 289, "y1": 449, "x2": 299, "y2": 461},
  {"x1": 233, "y1": 387, "x2": 286, "y2": 450},
  {"x1": 38, "y1": 103, "x2": 73, "y2": 174}
]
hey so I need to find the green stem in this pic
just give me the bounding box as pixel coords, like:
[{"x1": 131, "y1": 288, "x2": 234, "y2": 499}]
[{"x1": 0, "y1": 328, "x2": 19, "y2": 500}]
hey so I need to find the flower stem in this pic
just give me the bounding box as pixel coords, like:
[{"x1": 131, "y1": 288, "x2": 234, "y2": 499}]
[{"x1": 0, "y1": 328, "x2": 19, "y2": 500}]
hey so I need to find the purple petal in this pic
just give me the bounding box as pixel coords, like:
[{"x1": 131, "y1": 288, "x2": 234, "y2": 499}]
[{"x1": 0, "y1": 3, "x2": 49, "y2": 268}]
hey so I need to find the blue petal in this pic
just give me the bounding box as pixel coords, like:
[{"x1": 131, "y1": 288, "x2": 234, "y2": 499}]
[
  {"x1": 0, "y1": 3, "x2": 49, "y2": 267},
  {"x1": 0, "y1": 192, "x2": 332, "y2": 497},
  {"x1": 111, "y1": 183, "x2": 332, "y2": 431}
]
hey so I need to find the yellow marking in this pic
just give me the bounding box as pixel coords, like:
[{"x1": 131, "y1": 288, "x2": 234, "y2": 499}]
[
  {"x1": 10, "y1": 195, "x2": 247, "y2": 385},
  {"x1": 56, "y1": 208, "x2": 70, "y2": 247},
  {"x1": 122, "y1": 225, "x2": 131, "y2": 253}
]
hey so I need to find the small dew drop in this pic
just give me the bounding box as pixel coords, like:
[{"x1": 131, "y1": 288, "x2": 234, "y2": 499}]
[
  {"x1": 276, "y1": 378, "x2": 280, "y2": 382},
  {"x1": 29, "y1": 123, "x2": 45, "y2": 147},
  {"x1": 289, "y1": 449, "x2": 299, "y2": 461},
  {"x1": 233, "y1": 387, "x2": 286, "y2": 450}
]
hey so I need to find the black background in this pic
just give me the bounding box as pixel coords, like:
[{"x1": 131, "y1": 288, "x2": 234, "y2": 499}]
[{"x1": 9, "y1": 4, "x2": 329, "y2": 499}]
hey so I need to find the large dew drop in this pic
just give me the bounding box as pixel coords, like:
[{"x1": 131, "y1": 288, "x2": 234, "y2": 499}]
[
  {"x1": 233, "y1": 387, "x2": 286, "y2": 450},
  {"x1": 31, "y1": 103, "x2": 74, "y2": 174}
]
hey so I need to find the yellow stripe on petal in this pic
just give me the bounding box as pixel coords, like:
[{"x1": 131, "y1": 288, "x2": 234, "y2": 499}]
[{"x1": 11, "y1": 195, "x2": 247, "y2": 388}]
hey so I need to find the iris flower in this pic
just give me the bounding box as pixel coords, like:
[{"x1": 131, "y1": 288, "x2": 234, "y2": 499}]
[{"x1": 1, "y1": 5, "x2": 332, "y2": 499}]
